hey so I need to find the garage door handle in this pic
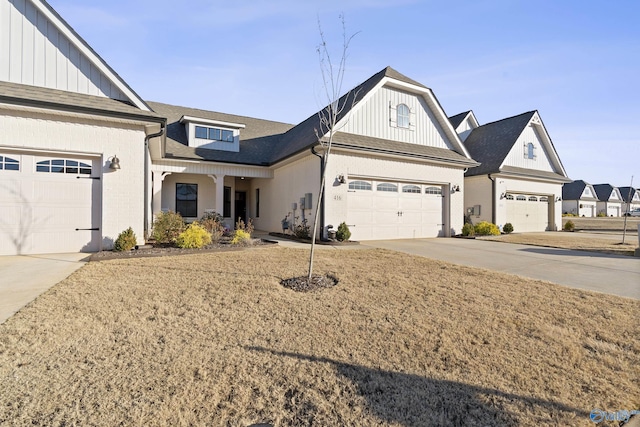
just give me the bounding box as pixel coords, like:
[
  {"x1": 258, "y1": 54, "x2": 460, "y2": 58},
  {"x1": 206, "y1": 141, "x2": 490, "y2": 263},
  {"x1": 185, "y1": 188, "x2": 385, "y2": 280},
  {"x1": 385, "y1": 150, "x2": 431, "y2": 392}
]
[
  {"x1": 77, "y1": 176, "x2": 100, "y2": 180},
  {"x1": 76, "y1": 228, "x2": 99, "y2": 231}
]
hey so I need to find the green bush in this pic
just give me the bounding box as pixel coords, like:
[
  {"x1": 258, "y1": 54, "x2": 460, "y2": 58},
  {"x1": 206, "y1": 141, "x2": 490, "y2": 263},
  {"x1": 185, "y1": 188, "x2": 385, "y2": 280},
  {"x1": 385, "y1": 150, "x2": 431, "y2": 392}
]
[
  {"x1": 151, "y1": 211, "x2": 185, "y2": 244},
  {"x1": 596, "y1": 212, "x2": 607, "y2": 217},
  {"x1": 474, "y1": 221, "x2": 500, "y2": 236},
  {"x1": 502, "y1": 223, "x2": 514, "y2": 234},
  {"x1": 231, "y1": 229, "x2": 252, "y2": 245},
  {"x1": 336, "y1": 222, "x2": 351, "y2": 242},
  {"x1": 564, "y1": 220, "x2": 575, "y2": 232},
  {"x1": 461, "y1": 223, "x2": 475, "y2": 237},
  {"x1": 114, "y1": 227, "x2": 137, "y2": 251},
  {"x1": 176, "y1": 222, "x2": 212, "y2": 249}
]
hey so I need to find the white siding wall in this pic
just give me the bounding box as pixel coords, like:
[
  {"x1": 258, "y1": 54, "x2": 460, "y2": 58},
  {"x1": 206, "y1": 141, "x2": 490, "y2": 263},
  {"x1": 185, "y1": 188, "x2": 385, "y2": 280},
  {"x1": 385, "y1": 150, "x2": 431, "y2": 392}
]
[
  {"x1": 503, "y1": 125, "x2": 555, "y2": 172},
  {"x1": 463, "y1": 175, "x2": 493, "y2": 223},
  {"x1": 494, "y1": 177, "x2": 562, "y2": 230},
  {"x1": 326, "y1": 152, "x2": 466, "y2": 236},
  {"x1": 251, "y1": 155, "x2": 320, "y2": 234},
  {"x1": 562, "y1": 200, "x2": 596, "y2": 217},
  {"x1": 340, "y1": 86, "x2": 453, "y2": 149},
  {"x1": 0, "y1": 0, "x2": 127, "y2": 100},
  {"x1": 0, "y1": 109, "x2": 146, "y2": 248},
  {"x1": 457, "y1": 116, "x2": 476, "y2": 142}
]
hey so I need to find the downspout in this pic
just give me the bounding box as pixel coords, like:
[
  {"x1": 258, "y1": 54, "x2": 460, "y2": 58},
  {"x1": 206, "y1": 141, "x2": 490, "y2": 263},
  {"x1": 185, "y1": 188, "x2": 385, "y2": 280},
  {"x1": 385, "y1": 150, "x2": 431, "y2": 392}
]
[
  {"x1": 144, "y1": 123, "x2": 166, "y2": 241},
  {"x1": 311, "y1": 145, "x2": 325, "y2": 240},
  {"x1": 488, "y1": 174, "x2": 496, "y2": 224}
]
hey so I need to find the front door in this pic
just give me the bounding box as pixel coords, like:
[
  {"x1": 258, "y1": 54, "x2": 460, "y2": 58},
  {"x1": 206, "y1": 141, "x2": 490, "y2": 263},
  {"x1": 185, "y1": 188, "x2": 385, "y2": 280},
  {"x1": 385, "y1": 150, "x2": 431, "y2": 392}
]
[{"x1": 235, "y1": 191, "x2": 247, "y2": 225}]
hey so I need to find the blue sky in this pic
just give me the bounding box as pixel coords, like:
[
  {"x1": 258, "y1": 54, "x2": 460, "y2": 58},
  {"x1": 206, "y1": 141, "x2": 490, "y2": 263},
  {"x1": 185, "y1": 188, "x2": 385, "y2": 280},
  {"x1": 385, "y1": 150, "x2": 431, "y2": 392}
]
[{"x1": 49, "y1": 0, "x2": 640, "y2": 187}]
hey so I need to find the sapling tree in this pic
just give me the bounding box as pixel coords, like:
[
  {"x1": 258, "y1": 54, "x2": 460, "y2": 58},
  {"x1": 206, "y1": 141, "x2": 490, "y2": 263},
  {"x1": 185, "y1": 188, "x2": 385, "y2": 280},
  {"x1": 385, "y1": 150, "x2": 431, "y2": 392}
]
[{"x1": 307, "y1": 15, "x2": 360, "y2": 281}]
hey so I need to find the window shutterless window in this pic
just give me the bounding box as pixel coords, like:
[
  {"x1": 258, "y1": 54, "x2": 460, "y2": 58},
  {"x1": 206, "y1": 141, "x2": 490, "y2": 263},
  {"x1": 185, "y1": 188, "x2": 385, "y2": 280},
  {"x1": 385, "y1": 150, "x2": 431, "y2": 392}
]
[
  {"x1": 195, "y1": 125, "x2": 234, "y2": 142},
  {"x1": 176, "y1": 183, "x2": 198, "y2": 217},
  {"x1": 402, "y1": 185, "x2": 421, "y2": 194},
  {"x1": 223, "y1": 186, "x2": 231, "y2": 217},
  {"x1": 0, "y1": 155, "x2": 19, "y2": 171},
  {"x1": 348, "y1": 180, "x2": 372, "y2": 190},
  {"x1": 36, "y1": 159, "x2": 91, "y2": 174},
  {"x1": 376, "y1": 183, "x2": 398, "y2": 192},
  {"x1": 425, "y1": 186, "x2": 442, "y2": 195}
]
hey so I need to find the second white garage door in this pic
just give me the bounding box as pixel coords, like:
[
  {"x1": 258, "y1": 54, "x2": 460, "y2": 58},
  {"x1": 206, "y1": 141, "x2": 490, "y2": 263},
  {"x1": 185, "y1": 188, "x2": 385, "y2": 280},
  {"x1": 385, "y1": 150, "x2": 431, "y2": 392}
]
[
  {"x1": 505, "y1": 194, "x2": 549, "y2": 232},
  {"x1": 346, "y1": 180, "x2": 444, "y2": 241},
  {"x1": 0, "y1": 152, "x2": 101, "y2": 255}
]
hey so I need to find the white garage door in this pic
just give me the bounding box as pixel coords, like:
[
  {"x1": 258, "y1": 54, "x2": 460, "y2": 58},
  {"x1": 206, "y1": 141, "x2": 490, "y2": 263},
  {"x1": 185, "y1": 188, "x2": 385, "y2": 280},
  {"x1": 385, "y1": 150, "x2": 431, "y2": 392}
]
[
  {"x1": 0, "y1": 152, "x2": 101, "y2": 255},
  {"x1": 505, "y1": 194, "x2": 549, "y2": 232},
  {"x1": 346, "y1": 180, "x2": 443, "y2": 240}
]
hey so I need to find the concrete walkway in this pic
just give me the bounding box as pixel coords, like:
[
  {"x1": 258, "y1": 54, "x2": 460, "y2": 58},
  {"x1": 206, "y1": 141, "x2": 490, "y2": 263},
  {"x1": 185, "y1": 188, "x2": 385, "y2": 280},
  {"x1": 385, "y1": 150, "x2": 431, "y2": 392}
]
[
  {"x1": 0, "y1": 253, "x2": 89, "y2": 324},
  {"x1": 362, "y1": 238, "x2": 640, "y2": 300}
]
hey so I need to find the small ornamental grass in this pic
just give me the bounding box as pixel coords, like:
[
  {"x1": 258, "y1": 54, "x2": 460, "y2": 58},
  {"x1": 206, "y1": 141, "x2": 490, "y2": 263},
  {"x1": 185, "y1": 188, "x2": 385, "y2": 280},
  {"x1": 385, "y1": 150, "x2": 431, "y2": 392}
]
[
  {"x1": 176, "y1": 223, "x2": 212, "y2": 249},
  {"x1": 113, "y1": 227, "x2": 137, "y2": 252},
  {"x1": 151, "y1": 211, "x2": 185, "y2": 244},
  {"x1": 564, "y1": 220, "x2": 575, "y2": 232},
  {"x1": 474, "y1": 221, "x2": 500, "y2": 236},
  {"x1": 200, "y1": 212, "x2": 225, "y2": 242},
  {"x1": 336, "y1": 222, "x2": 351, "y2": 242}
]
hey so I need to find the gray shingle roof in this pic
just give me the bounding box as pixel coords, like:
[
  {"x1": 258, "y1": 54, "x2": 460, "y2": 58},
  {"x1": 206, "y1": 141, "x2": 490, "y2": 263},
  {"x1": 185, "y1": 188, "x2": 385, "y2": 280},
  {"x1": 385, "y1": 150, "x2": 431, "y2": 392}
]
[
  {"x1": 593, "y1": 184, "x2": 618, "y2": 202},
  {"x1": 0, "y1": 81, "x2": 163, "y2": 122},
  {"x1": 464, "y1": 111, "x2": 535, "y2": 177},
  {"x1": 562, "y1": 180, "x2": 597, "y2": 200},
  {"x1": 499, "y1": 166, "x2": 571, "y2": 183},
  {"x1": 449, "y1": 111, "x2": 471, "y2": 130},
  {"x1": 618, "y1": 187, "x2": 637, "y2": 203}
]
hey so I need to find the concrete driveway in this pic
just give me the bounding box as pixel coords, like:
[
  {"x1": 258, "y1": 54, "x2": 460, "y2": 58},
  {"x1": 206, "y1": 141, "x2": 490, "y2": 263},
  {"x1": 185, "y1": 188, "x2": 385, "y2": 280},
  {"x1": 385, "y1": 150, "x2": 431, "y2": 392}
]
[
  {"x1": 0, "y1": 253, "x2": 89, "y2": 324},
  {"x1": 362, "y1": 238, "x2": 640, "y2": 300}
]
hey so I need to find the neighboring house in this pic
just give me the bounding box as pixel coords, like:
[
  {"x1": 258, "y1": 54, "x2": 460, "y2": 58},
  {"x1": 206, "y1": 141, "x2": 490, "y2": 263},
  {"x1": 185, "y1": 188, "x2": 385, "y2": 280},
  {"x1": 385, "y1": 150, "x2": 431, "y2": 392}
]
[
  {"x1": 592, "y1": 184, "x2": 623, "y2": 217},
  {"x1": 618, "y1": 187, "x2": 640, "y2": 214},
  {"x1": 455, "y1": 111, "x2": 571, "y2": 232},
  {"x1": 562, "y1": 180, "x2": 599, "y2": 217},
  {"x1": 448, "y1": 111, "x2": 479, "y2": 142},
  {"x1": 148, "y1": 66, "x2": 479, "y2": 242},
  {"x1": 0, "y1": 0, "x2": 164, "y2": 255}
]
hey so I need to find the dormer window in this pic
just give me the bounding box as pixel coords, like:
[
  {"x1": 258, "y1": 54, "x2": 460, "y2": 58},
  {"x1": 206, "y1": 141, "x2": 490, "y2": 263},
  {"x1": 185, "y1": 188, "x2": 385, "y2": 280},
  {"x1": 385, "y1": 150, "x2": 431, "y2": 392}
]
[
  {"x1": 195, "y1": 126, "x2": 234, "y2": 142},
  {"x1": 397, "y1": 104, "x2": 410, "y2": 128},
  {"x1": 180, "y1": 115, "x2": 245, "y2": 153}
]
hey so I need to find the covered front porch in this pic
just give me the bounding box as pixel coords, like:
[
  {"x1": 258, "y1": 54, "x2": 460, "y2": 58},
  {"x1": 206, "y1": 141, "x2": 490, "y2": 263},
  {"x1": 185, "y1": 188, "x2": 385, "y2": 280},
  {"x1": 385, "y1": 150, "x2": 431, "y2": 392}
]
[{"x1": 150, "y1": 160, "x2": 272, "y2": 228}]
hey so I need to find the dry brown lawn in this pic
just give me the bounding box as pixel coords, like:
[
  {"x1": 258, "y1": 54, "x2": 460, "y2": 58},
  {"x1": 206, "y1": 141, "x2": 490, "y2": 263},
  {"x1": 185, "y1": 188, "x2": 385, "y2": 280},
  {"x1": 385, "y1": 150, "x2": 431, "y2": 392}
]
[
  {"x1": 564, "y1": 217, "x2": 640, "y2": 232},
  {"x1": 483, "y1": 232, "x2": 638, "y2": 256},
  {"x1": 1, "y1": 247, "x2": 638, "y2": 426}
]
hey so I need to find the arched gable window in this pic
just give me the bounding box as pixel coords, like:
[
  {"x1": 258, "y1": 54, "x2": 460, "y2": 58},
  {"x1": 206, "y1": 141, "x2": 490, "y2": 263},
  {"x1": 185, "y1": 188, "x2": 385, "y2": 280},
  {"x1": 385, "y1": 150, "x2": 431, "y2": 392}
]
[
  {"x1": 397, "y1": 104, "x2": 410, "y2": 128},
  {"x1": 348, "y1": 180, "x2": 372, "y2": 191}
]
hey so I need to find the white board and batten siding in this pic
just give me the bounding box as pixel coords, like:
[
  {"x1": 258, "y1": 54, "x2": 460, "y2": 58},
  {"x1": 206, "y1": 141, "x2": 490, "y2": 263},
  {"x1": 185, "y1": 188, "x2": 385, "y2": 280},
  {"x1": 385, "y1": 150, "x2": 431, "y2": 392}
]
[
  {"x1": 0, "y1": 0, "x2": 128, "y2": 101},
  {"x1": 502, "y1": 124, "x2": 555, "y2": 172},
  {"x1": 340, "y1": 86, "x2": 454, "y2": 150},
  {"x1": 0, "y1": 109, "x2": 147, "y2": 254}
]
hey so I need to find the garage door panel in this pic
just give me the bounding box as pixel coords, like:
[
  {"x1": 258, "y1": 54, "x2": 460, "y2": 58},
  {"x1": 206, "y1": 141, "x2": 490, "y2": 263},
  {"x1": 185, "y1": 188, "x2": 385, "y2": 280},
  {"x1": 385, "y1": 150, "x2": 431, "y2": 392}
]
[
  {"x1": 506, "y1": 198, "x2": 548, "y2": 232},
  {"x1": 0, "y1": 153, "x2": 101, "y2": 255}
]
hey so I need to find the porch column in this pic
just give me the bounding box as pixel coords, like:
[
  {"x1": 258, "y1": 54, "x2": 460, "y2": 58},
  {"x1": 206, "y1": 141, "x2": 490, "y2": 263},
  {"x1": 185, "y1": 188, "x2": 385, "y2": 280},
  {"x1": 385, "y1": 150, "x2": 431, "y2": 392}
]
[
  {"x1": 152, "y1": 171, "x2": 171, "y2": 215},
  {"x1": 209, "y1": 174, "x2": 225, "y2": 216}
]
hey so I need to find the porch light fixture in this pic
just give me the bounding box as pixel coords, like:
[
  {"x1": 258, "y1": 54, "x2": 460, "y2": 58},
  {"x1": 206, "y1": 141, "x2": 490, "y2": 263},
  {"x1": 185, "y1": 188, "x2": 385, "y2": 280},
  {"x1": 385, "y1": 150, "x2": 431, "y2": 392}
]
[
  {"x1": 451, "y1": 185, "x2": 460, "y2": 193},
  {"x1": 108, "y1": 155, "x2": 121, "y2": 170},
  {"x1": 500, "y1": 192, "x2": 506, "y2": 199},
  {"x1": 337, "y1": 174, "x2": 346, "y2": 184},
  {"x1": 555, "y1": 196, "x2": 562, "y2": 202}
]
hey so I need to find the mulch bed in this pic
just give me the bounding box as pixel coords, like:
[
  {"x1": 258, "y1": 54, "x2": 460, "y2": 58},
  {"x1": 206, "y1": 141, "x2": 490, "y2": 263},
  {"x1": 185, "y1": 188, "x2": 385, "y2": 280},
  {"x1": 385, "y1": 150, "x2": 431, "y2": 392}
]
[
  {"x1": 90, "y1": 239, "x2": 275, "y2": 261},
  {"x1": 268, "y1": 232, "x2": 359, "y2": 246},
  {"x1": 280, "y1": 274, "x2": 339, "y2": 292}
]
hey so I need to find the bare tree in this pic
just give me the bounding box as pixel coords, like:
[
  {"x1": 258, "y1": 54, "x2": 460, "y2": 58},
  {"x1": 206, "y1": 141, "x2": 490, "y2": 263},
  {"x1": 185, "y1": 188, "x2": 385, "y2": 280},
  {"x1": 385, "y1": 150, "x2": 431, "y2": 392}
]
[{"x1": 307, "y1": 15, "x2": 359, "y2": 280}]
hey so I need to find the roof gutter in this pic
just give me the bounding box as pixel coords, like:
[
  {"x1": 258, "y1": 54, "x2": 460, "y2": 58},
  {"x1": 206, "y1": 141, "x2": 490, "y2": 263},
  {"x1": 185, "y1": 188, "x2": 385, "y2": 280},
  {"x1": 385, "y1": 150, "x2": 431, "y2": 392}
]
[
  {"x1": 145, "y1": 123, "x2": 166, "y2": 240},
  {"x1": 311, "y1": 145, "x2": 325, "y2": 239}
]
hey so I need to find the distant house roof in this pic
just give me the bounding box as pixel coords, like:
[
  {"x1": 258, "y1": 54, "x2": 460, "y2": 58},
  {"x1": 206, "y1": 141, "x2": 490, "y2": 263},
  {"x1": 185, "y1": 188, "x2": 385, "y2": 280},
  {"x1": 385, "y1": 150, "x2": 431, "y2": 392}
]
[
  {"x1": 148, "y1": 67, "x2": 477, "y2": 167},
  {"x1": 618, "y1": 186, "x2": 638, "y2": 203},
  {"x1": 463, "y1": 111, "x2": 569, "y2": 182},
  {"x1": 448, "y1": 111, "x2": 472, "y2": 129},
  {"x1": 562, "y1": 180, "x2": 597, "y2": 200},
  {"x1": 592, "y1": 184, "x2": 619, "y2": 202},
  {"x1": 0, "y1": 81, "x2": 164, "y2": 122}
]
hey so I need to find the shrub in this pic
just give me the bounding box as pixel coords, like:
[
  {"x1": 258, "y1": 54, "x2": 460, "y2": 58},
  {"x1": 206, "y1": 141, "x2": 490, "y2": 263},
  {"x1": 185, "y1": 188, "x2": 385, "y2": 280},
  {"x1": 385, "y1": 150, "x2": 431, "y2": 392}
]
[
  {"x1": 236, "y1": 217, "x2": 254, "y2": 236},
  {"x1": 200, "y1": 212, "x2": 225, "y2": 242},
  {"x1": 294, "y1": 220, "x2": 310, "y2": 239},
  {"x1": 151, "y1": 211, "x2": 185, "y2": 244},
  {"x1": 461, "y1": 223, "x2": 475, "y2": 237},
  {"x1": 502, "y1": 223, "x2": 514, "y2": 234},
  {"x1": 597, "y1": 212, "x2": 607, "y2": 217},
  {"x1": 564, "y1": 220, "x2": 575, "y2": 232},
  {"x1": 114, "y1": 227, "x2": 137, "y2": 251},
  {"x1": 336, "y1": 222, "x2": 351, "y2": 242},
  {"x1": 474, "y1": 221, "x2": 500, "y2": 236},
  {"x1": 176, "y1": 222, "x2": 212, "y2": 249},
  {"x1": 231, "y1": 229, "x2": 251, "y2": 245}
]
